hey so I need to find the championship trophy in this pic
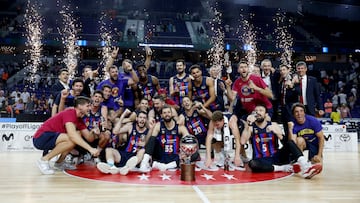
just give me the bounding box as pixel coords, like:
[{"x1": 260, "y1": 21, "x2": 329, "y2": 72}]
[{"x1": 180, "y1": 135, "x2": 198, "y2": 181}]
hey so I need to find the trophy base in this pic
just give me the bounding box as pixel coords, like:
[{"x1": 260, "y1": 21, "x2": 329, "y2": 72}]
[{"x1": 180, "y1": 163, "x2": 195, "y2": 181}]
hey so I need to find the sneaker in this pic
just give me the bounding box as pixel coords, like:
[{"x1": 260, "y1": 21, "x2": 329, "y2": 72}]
[
  {"x1": 54, "y1": 161, "x2": 77, "y2": 171},
  {"x1": 139, "y1": 164, "x2": 151, "y2": 173},
  {"x1": 152, "y1": 161, "x2": 167, "y2": 171},
  {"x1": 36, "y1": 159, "x2": 55, "y2": 175},
  {"x1": 302, "y1": 163, "x2": 323, "y2": 179},
  {"x1": 83, "y1": 153, "x2": 93, "y2": 163},
  {"x1": 119, "y1": 156, "x2": 138, "y2": 175},
  {"x1": 229, "y1": 162, "x2": 246, "y2": 171},
  {"x1": 97, "y1": 162, "x2": 119, "y2": 174},
  {"x1": 214, "y1": 153, "x2": 225, "y2": 167},
  {"x1": 65, "y1": 154, "x2": 81, "y2": 165},
  {"x1": 93, "y1": 158, "x2": 101, "y2": 164},
  {"x1": 240, "y1": 155, "x2": 251, "y2": 163},
  {"x1": 195, "y1": 161, "x2": 219, "y2": 171}
]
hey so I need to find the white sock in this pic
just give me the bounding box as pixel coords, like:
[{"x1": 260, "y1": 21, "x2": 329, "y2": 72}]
[
  {"x1": 273, "y1": 165, "x2": 281, "y2": 172},
  {"x1": 140, "y1": 154, "x2": 151, "y2": 168}
]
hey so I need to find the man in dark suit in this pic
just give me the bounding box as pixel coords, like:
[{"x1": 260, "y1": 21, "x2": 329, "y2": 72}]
[
  {"x1": 295, "y1": 61, "x2": 324, "y2": 117},
  {"x1": 51, "y1": 68, "x2": 70, "y2": 97},
  {"x1": 260, "y1": 59, "x2": 281, "y2": 121}
]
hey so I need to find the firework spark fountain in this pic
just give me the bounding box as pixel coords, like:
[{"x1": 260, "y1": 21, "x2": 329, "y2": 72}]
[
  {"x1": 237, "y1": 13, "x2": 257, "y2": 73},
  {"x1": 59, "y1": 5, "x2": 80, "y2": 80},
  {"x1": 24, "y1": 0, "x2": 43, "y2": 88},
  {"x1": 99, "y1": 12, "x2": 114, "y2": 80},
  {"x1": 274, "y1": 12, "x2": 294, "y2": 67},
  {"x1": 207, "y1": 2, "x2": 225, "y2": 79}
]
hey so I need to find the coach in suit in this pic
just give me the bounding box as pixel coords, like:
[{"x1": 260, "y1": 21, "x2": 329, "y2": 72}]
[{"x1": 295, "y1": 61, "x2": 324, "y2": 117}]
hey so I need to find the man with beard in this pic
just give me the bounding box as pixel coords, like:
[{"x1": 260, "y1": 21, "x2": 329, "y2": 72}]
[
  {"x1": 52, "y1": 78, "x2": 85, "y2": 116},
  {"x1": 189, "y1": 64, "x2": 218, "y2": 111},
  {"x1": 135, "y1": 64, "x2": 160, "y2": 107},
  {"x1": 118, "y1": 59, "x2": 139, "y2": 111},
  {"x1": 244, "y1": 104, "x2": 322, "y2": 179},
  {"x1": 227, "y1": 61, "x2": 273, "y2": 119},
  {"x1": 204, "y1": 111, "x2": 243, "y2": 170},
  {"x1": 33, "y1": 96, "x2": 100, "y2": 175},
  {"x1": 139, "y1": 105, "x2": 192, "y2": 172},
  {"x1": 178, "y1": 96, "x2": 212, "y2": 146},
  {"x1": 169, "y1": 59, "x2": 191, "y2": 107},
  {"x1": 96, "y1": 111, "x2": 153, "y2": 175},
  {"x1": 148, "y1": 95, "x2": 178, "y2": 123},
  {"x1": 96, "y1": 65, "x2": 134, "y2": 118}
]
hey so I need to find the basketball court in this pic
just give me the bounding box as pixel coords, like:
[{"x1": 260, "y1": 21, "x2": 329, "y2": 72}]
[{"x1": 1, "y1": 148, "x2": 359, "y2": 203}]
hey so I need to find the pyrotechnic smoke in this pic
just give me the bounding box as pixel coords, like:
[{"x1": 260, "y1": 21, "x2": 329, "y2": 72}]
[
  {"x1": 237, "y1": 13, "x2": 257, "y2": 73},
  {"x1": 207, "y1": 2, "x2": 225, "y2": 78},
  {"x1": 99, "y1": 12, "x2": 114, "y2": 80},
  {"x1": 24, "y1": 0, "x2": 43, "y2": 88},
  {"x1": 274, "y1": 12, "x2": 294, "y2": 67},
  {"x1": 59, "y1": 4, "x2": 80, "y2": 80}
]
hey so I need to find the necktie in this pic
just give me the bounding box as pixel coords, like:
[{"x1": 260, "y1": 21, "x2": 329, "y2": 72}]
[{"x1": 299, "y1": 77, "x2": 304, "y2": 104}]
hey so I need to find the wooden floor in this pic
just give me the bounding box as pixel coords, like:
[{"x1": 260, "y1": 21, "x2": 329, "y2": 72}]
[{"x1": 1, "y1": 148, "x2": 359, "y2": 203}]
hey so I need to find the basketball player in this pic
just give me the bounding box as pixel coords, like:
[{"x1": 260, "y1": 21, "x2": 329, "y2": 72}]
[
  {"x1": 288, "y1": 103, "x2": 324, "y2": 178},
  {"x1": 244, "y1": 104, "x2": 321, "y2": 179},
  {"x1": 139, "y1": 105, "x2": 193, "y2": 172},
  {"x1": 96, "y1": 110, "x2": 152, "y2": 175},
  {"x1": 33, "y1": 96, "x2": 100, "y2": 175},
  {"x1": 204, "y1": 111, "x2": 244, "y2": 170}
]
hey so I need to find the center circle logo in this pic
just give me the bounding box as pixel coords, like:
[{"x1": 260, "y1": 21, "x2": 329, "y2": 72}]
[{"x1": 65, "y1": 163, "x2": 292, "y2": 185}]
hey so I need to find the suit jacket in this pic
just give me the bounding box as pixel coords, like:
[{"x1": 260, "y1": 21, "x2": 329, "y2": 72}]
[
  {"x1": 278, "y1": 78, "x2": 299, "y2": 121},
  {"x1": 51, "y1": 81, "x2": 67, "y2": 97},
  {"x1": 299, "y1": 75, "x2": 324, "y2": 116}
]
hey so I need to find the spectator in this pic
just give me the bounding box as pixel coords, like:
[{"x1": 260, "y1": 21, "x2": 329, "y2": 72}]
[
  {"x1": 340, "y1": 103, "x2": 351, "y2": 119},
  {"x1": 324, "y1": 98, "x2": 333, "y2": 118}
]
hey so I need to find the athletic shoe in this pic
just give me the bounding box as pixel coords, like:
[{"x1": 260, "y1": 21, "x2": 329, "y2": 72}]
[
  {"x1": 229, "y1": 162, "x2": 246, "y2": 171},
  {"x1": 240, "y1": 155, "x2": 251, "y2": 163},
  {"x1": 65, "y1": 154, "x2": 81, "y2": 165},
  {"x1": 83, "y1": 152, "x2": 93, "y2": 163},
  {"x1": 97, "y1": 162, "x2": 119, "y2": 174},
  {"x1": 152, "y1": 161, "x2": 167, "y2": 171},
  {"x1": 195, "y1": 161, "x2": 219, "y2": 171},
  {"x1": 214, "y1": 153, "x2": 225, "y2": 167},
  {"x1": 139, "y1": 165, "x2": 151, "y2": 173},
  {"x1": 54, "y1": 161, "x2": 77, "y2": 171},
  {"x1": 302, "y1": 163, "x2": 323, "y2": 179},
  {"x1": 93, "y1": 158, "x2": 101, "y2": 164},
  {"x1": 119, "y1": 156, "x2": 138, "y2": 175},
  {"x1": 36, "y1": 159, "x2": 55, "y2": 175}
]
